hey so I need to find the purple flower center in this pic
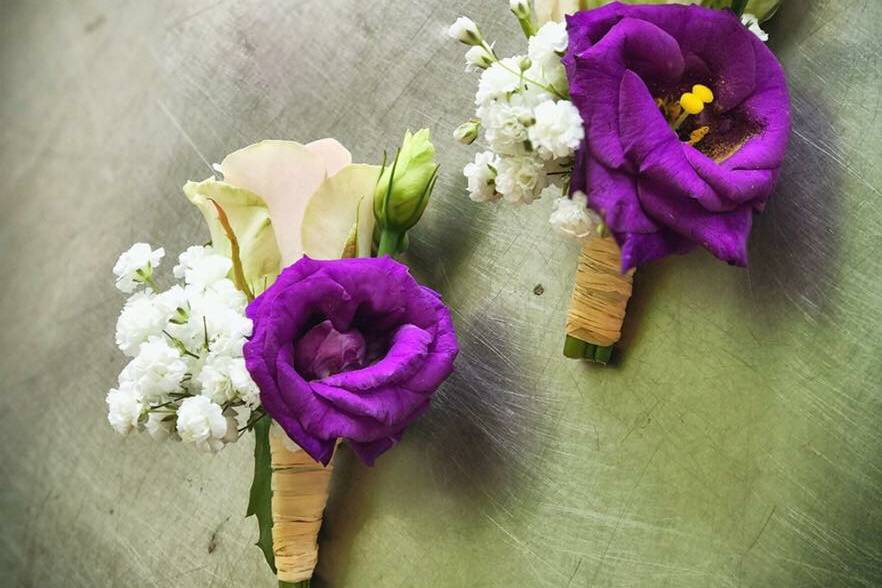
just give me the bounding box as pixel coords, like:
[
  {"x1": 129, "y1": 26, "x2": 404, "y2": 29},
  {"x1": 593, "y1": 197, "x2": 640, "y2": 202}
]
[
  {"x1": 652, "y1": 79, "x2": 760, "y2": 162},
  {"x1": 293, "y1": 319, "x2": 368, "y2": 380}
]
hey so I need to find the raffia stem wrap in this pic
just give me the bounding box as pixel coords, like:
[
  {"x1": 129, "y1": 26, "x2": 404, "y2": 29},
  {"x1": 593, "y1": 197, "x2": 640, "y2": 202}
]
[
  {"x1": 565, "y1": 235, "x2": 635, "y2": 347},
  {"x1": 270, "y1": 433, "x2": 336, "y2": 584}
]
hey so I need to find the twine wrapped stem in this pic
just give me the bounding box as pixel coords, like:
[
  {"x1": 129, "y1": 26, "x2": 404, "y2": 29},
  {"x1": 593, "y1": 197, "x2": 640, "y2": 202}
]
[
  {"x1": 564, "y1": 234, "x2": 634, "y2": 364},
  {"x1": 270, "y1": 433, "x2": 336, "y2": 586}
]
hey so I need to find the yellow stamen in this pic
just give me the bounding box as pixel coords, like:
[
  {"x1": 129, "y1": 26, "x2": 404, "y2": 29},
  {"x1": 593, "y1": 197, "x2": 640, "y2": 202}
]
[
  {"x1": 692, "y1": 84, "x2": 714, "y2": 104},
  {"x1": 687, "y1": 126, "x2": 710, "y2": 146},
  {"x1": 679, "y1": 92, "x2": 705, "y2": 115}
]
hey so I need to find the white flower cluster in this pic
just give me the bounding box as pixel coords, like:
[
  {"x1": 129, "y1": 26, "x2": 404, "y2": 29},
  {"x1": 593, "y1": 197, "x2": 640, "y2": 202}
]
[
  {"x1": 452, "y1": 16, "x2": 589, "y2": 233},
  {"x1": 107, "y1": 243, "x2": 261, "y2": 452}
]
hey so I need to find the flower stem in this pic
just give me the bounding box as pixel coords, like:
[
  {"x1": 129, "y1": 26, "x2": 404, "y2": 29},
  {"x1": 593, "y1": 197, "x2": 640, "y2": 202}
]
[
  {"x1": 563, "y1": 335, "x2": 589, "y2": 359},
  {"x1": 496, "y1": 60, "x2": 568, "y2": 100},
  {"x1": 593, "y1": 345, "x2": 613, "y2": 365},
  {"x1": 731, "y1": 0, "x2": 748, "y2": 18},
  {"x1": 377, "y1": 229, "x2": 403, "y2": 258}
]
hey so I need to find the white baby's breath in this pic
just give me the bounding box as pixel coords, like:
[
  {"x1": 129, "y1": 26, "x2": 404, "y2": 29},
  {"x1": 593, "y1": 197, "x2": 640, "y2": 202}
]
[
  {"x1": 549, "y1": 191, "x2": 601, "y2": 239},
  {"x1": 529, "y1": 99, "x2": 585, "y2": 159},
  {"x1": 106, "y1": 381, "x2": 144, "y2": 435},
  {"x1": 176, "y1": 395, "x2": 228, "y2": 452},
  {"x1": 113, "y1": 243, "x2": 164, "y2": 293},
  {"x1": 476, "y1": 57, "x2": 526, "y2": 105},
  {"x1": 479, "y1": 100, "x2": 532, "y2": 156},
  {"x1": 229, "y1": 359, "x2": 261, "y2": 408},
  {"x1": 529, "y1": 21, "x2": 568, "y2": 64},
  {"x1": 120, "y1": 336, "x2": 188, "y2": 403},
  {"x1": 464, "y1": 151, "x2": 501, "y2": 203},
  {"x1": 452, "y1": 14, "x2": 591, "y2": 212},
  {"x1": 197, "y1": 353, "x2": 256, "y2": 406},
  {"x1": 496, "y1": 155, "x2": 548, "y2": 204},
  {"x1": 173, "y1": 245, "x2": 233, "y2": 290},
  {"x1": 115, "y1": 291, "x2": 168, "y2": 357},
  {"x1": 109, "y1": 243, "x2": 260, "y2": 449}
]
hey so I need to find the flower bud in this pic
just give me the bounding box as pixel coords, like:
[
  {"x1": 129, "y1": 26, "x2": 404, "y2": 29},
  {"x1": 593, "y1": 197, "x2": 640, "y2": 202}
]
[
  {"x1": 510, "y1": 0, "x2": 530, "y2": 17},
  {"x1": 517, "y1": 56, "x2": 532, "y2": 71},
  {"x1": 510, "y1": 0, "x2": 536, "y2": 38},
  {"x1": 465, "y1": 45, "x2": 494, "y2": 72},
  {"x1": 453, "y1": 120, "x2": 480, "y2": 145},
  {"x1": 374, "y1": 129, "x2": 440, "y2": 238},
  {"x1": 448, "y1": 16, "x2": 482, "y2": 46}
]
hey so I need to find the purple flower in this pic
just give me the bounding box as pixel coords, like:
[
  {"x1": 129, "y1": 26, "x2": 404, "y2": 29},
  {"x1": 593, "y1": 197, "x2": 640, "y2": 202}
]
[
  {"x1": 564, "y1": 3, "x2": 790, "y2": 270},
  {"x1": 244, "y1": 256, "x2": 458, "y2": 465}
]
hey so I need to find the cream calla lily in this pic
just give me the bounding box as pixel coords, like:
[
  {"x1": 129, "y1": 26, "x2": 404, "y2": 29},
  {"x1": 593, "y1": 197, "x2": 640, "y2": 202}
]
[
  {"x1": 182, "y1": 179, "x2": 281, "y2": 294},
  {"x1": 534, "y1": 0, "x2": 582, "y2": 25},
  {"x1": 301, "y1": 164, "x2": 381, "y2": 260},
  {"x1": 534, "y1": 0, "x2": 708, "y2": 25},
  {"x1": 216, "y1": 139, "x2": 351, "y2": 266}
]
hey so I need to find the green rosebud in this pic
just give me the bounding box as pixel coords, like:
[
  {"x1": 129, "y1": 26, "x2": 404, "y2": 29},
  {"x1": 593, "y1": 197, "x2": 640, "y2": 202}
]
[
  {"x1": 373, "y1": 129, "x2": 440, "y2": 256},
  {"x1": 699, "y1": 0, "x2": 781, "y2": 21}
]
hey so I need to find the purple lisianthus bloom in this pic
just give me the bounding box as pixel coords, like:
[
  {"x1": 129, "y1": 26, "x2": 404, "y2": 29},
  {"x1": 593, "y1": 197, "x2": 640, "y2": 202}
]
[
  {"x1": 564, "y1": 3, "x2": 790, "y2": 270},
  {"x1": 244, "y1": 256, "x2": 458, "y2": 465}
]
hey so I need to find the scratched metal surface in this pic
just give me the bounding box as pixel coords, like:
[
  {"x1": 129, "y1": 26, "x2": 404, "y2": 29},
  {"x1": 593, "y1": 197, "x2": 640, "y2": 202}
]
[{"x1": 1, "y1": 0, "x2": 881, "y2": 586}]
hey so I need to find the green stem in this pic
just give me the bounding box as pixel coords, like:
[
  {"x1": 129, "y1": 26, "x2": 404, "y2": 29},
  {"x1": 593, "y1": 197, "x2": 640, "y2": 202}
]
[
  {"x1": 377, "y1": 229, "x2": 403, "y2": 258},
  {"x1": 593, "y1": 345, "x2": 613, "y2": 365},
  {"x1": 731, "y1": 0, "x2": 748, "y2": 17},
  {"x1": 515, "y1": 15, "x2": 535, "y2": 39},
  {"x1": 279, "y1": 581, "x2": 309, "y2": 588},
  {"x1": 496, "y1": 60, "x2": 568, "y2": 100},
  {"x1": 563, "y1": 335, "x2": 588, "y2": 359}
]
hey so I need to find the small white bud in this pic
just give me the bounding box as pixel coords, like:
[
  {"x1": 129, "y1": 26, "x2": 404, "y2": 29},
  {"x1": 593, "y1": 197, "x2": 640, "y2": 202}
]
[
  {"x1": 510, "y1": 0, "x2": 530, "y2": 17},
  {"x1": 448, "y1": 16, "x2": 482, "y2": 46},
  {"x1": 453, "y1": 120, "x2": 481, "y2": 145},
  {"x1": 465, "y1": 45, "x2": 494, "y2": 72}
]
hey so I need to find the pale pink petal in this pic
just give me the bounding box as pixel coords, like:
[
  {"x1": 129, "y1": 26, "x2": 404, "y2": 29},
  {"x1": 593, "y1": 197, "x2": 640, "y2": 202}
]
[
  {"x1": 218, "y1": 140, "x2": 338, "y2": 266},
  {"x1": 306, "y1": 138, "x2": 352, "y2": 178}
]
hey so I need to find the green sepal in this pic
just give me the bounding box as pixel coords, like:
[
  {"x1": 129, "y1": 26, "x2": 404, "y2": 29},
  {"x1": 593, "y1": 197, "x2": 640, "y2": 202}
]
[{"x1": 247, "y1": 415, "x2": 276, "y2": 574}]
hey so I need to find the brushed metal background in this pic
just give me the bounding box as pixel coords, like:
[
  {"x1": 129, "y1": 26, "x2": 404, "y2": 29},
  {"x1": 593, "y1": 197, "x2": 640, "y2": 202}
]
[{"x1": 1, "y1": 1, "x2": 881, "y2": 586}]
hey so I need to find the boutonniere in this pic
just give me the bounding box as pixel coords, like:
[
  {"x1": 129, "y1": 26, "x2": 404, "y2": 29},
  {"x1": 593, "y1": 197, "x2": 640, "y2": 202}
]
[
  {"x1": 450, "y1": 0, "x2": 789, "y2": 364},
  {"x1": 107, "y1": 133, "x2": 458, "y2": 586}
]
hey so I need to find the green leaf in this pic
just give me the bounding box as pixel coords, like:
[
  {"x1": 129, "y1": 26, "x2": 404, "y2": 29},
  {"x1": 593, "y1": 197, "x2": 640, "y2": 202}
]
[
  {"x1": 183, "y1": 179, "x2": 281, "y2": 295},
  {"x1": 247, "y1": 415, "x2": 276, "y2": 574}
]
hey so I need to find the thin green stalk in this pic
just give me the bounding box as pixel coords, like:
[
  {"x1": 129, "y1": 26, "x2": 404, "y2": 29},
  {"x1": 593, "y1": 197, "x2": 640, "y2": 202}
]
[
  {"x1": 593, "y1": 345, "x2": 613, "y2": 365},
  {"x1": 731, "y1": 0, "x2": 748, "y2": 17},
  {"x1": 495, "y1": 60, "x2": 568, "y2": 100},
  {"x1": 377, "y1": 230, "x2": 403, "y2": 257},
  {"x1": 563, "y1": 335, "x2": 589, "y2": 359}
]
